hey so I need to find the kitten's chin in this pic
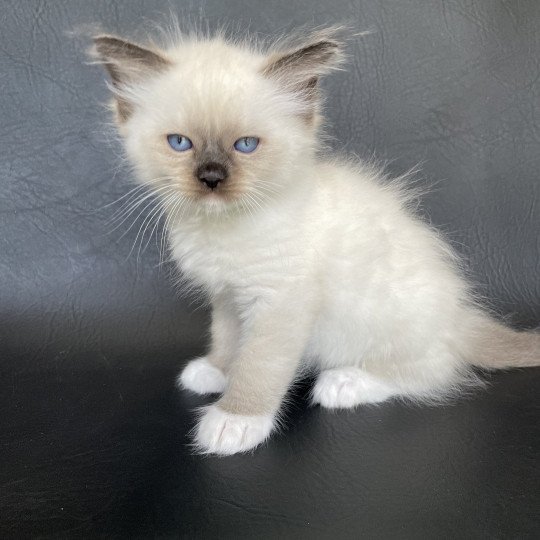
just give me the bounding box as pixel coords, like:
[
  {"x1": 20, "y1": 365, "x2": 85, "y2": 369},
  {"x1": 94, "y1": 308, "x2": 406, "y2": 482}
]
[
  {"x1": 197, "y1": 192, "x2": 233, "y2": 214},
  {"x1": 192, "y1": 189, "x2": 266, "y2": 217}
]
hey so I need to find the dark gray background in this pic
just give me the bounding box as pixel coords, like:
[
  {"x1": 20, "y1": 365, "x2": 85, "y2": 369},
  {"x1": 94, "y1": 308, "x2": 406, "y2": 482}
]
[
  {"x1": 1, "y1": 1, "x2": 539, "y2": 537},
  {"x1": 1, "y1": 0, "x2": 538, "y2": 372}
]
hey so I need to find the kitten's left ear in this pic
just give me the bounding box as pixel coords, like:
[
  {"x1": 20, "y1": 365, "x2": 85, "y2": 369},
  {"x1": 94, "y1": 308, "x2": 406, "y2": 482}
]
[
  {"x1": 91, "y1": 35, "x2": 171, "y2": 121},
  {"x1": 262, "y1": 27, "x2": 346, "y2": 121}
]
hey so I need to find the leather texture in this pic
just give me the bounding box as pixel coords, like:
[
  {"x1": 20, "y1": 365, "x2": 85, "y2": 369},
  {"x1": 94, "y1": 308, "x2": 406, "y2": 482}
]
[{"x1": 1, "y1": 0, "x2": 538, "y2": 537}]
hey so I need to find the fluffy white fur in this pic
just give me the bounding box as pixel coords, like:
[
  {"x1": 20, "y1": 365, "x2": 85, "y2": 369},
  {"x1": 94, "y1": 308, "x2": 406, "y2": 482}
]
[
  {"x1": 92, "y1": 25, "x2": 539, "y2": 456},
  {"x1": 312, "y1": 367, "x2": 398, "y2": 408},
  {"x1": 194, "y1": 405, "x2": 274, "y2": 455},
  {"x1": 178, "y1": 357, "x2": 227, "y2": 395}
]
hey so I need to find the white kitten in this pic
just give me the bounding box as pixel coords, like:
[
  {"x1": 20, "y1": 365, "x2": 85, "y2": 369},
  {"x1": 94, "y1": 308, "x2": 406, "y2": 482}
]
[{"x1": 92, "y1": 26, "x2": 539, "y2": 456}]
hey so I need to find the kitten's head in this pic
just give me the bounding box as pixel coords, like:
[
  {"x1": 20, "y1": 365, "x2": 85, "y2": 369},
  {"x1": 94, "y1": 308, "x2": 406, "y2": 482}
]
[{"x1": 92, "y1": 27, "x2": 344, "y2": 215}]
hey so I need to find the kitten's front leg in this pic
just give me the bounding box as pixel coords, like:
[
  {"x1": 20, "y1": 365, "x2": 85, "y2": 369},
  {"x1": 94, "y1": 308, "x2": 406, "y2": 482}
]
[
  {"x1": 179, "y1": 291, "x2": 239, "y2": 395},
  {"x1": 194, "y1": 291, "x2": 312, "y2": 455}
]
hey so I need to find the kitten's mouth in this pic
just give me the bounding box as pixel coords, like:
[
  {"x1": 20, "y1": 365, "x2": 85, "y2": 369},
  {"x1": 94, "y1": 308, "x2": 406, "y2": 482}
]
[
  {"x1": 195, "y1": 184, "x2": 236, "y2": 207},
  {"x1": 199, "y1": 184, "x2": 227, "y2": 197},
  {"x1": 195, "y1": 179, "x2": 238, "y2": 201}
]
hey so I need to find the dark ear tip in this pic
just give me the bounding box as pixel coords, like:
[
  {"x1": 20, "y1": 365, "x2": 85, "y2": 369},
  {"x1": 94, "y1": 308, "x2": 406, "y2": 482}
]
[
  {"x1": 319, "y1": 40, "x2": 339, "y2": 48},
  {"x1": 92, "y1": 34, "x2": 109, "y2": 45},
  {"x1": 90, "y1": 34, "x2": 170, "y2": 67},
  {"x1": 320, "y1": 40, "x2": 341, "y2": 52},
  {"x1": 91, "y1": 35, "x2": 114, "y2": 58},
  {"x1": 92, "y1": 34, "x2": 121, "y2": 52},
  {"x1": 309, "y1": 24, "x2": 349, "y2": 45},
  {"x1": 92, "y1": 33, "x2": 119, "y2": 42}
]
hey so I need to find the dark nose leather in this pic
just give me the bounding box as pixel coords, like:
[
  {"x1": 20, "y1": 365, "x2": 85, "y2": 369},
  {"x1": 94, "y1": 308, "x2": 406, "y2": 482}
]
[{"x1": 196, "y1": 162, "x2": 228, "y2": 189}]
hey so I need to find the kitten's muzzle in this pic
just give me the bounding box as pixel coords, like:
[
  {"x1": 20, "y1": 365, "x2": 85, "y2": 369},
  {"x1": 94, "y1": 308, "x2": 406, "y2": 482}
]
[{"x1": 196, "y1": 162, "x2": 228, "y2": 190}]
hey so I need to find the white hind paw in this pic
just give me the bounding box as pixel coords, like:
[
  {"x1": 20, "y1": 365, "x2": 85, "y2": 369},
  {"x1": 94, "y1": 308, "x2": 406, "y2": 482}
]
[
  {"x1": 313, "y1": 367, "x2": 395, "y2": 409},
  {"x1": 194, "y1": 405, "x2": 274, "y2": 455},
  {"x1": 177, "y1": 358, "x2": 227, "y2": 395}
]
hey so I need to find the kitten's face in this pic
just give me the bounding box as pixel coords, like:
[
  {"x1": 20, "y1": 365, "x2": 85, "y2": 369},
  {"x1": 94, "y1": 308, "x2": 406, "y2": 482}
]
[
  {"x1": 123, "y1": 42, "x2": 313, "y2": 212},
  {"x1": 93, "y1": 30, "x2": 343, "y2": 215}
]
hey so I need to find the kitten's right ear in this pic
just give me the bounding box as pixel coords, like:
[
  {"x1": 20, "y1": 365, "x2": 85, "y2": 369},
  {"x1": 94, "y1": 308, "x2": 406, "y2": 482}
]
[{"x1": 91, "y1": 35, "x2": 171, "y2": 121}]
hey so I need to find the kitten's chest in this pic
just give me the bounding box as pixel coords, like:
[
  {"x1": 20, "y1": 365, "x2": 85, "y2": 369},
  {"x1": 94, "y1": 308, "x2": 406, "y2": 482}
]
[{"x1": 169, "y1": 221, "x2": 302, "y2": 291}]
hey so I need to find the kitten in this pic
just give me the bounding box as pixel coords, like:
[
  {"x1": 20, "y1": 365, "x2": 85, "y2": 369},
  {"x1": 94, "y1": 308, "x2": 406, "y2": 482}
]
[{"x1": 91, "y1": 26, "x2": 539, "y2": 455}]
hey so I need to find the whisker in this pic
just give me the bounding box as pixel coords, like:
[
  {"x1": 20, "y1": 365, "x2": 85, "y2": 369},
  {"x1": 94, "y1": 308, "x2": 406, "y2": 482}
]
[
  {"x1": 159, "y1": 195, "x2": 186, "y2": 262},
  {"x1": 139, "y1": 193, "x2": 178, "y2": 261},
  {"x1": 107, "y1": 186, "x2": 174, "y2": 232},
  {"x1": 116, "y1": 191, "x2": 171, "y2": 245},
  {"x1": 106, "y1": 178, "x2": 172, "y2": 216},
  {"x1": 96, "y1": 176, "x2": 173, "y2": 217},
  {"x1": 129, "y1": 193, "x2": 176, "y2": 263},
  {"x1": 254, "y1": 183, "x2": 279, "y2": 196},
  {"x1": 242, "y1": 192, "x2": 258, "y2": 222},
  {"x1": 98, "y1": 184, "x2": 148, "y2": 213}
]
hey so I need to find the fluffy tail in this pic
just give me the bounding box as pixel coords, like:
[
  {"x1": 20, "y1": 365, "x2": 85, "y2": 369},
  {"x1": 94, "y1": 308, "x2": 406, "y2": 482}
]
[{"x1": 468, "y1": 315, "x2": 540, "y2": 369}]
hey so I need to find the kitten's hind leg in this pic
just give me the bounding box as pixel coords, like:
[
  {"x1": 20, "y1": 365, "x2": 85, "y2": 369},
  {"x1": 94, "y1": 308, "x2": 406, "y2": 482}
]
[{"x1": 312, "y1": 367, "x2": 397, "y2": 409}]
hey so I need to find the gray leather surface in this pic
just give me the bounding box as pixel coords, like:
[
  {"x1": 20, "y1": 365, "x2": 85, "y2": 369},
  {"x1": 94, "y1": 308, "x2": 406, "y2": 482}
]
[
  {"x1": 1, "y1": 1, "x2": 539, "y2": 537},
  {"x1": 1, "y1": 0, "x2": 539, "y2": 372}
]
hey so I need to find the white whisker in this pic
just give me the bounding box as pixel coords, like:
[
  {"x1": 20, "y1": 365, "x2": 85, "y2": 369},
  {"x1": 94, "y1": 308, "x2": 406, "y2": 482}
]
[
  {"x1": 107, "y1": 186, "x2": 174, "y2": 234},
  {"x1": 139, "y1": 193, "x2": 178, "y2": 260},
  {"x1": 129, "y1": 192, "x2": 176, "y2": 263},
  {"x1": 159, "y1": 195, "x2": 187, "y2": 262},
  {"x1": 116, "y1": 190, "x2": 170, "y2": 246}
]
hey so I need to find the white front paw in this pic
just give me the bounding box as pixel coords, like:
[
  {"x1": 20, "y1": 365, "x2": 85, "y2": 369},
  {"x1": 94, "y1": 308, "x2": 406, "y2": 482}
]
[
  {"x1": 178, "y1": 358, "x2": 227, "y2": 395},
  {"x1": 194, "y1": 405, "x2": 274, "y2": 455}
]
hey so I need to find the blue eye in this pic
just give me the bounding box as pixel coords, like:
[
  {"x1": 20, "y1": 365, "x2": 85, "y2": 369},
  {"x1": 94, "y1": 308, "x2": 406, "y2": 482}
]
[
  {"x1": 167, "y1": 134, "x2": 193, "y2": 152},
  {"x1": 233, "y1": 137, "x2": 259, "y2": 153}
]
